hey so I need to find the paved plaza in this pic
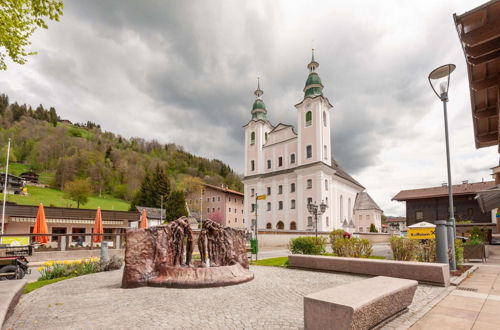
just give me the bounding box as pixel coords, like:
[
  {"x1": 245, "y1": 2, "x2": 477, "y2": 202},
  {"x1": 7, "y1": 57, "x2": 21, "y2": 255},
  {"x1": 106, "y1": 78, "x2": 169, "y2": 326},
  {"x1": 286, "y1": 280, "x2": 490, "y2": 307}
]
[{"x1": 6, "y1": 266, "x2": 444, "y2": 329}]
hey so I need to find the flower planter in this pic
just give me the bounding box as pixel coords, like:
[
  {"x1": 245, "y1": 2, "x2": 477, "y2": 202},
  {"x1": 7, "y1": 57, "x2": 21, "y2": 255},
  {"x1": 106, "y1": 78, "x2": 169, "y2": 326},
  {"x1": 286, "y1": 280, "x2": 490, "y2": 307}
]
[{"x1": 464, "y1": 244, "x2": 486, "y2": 262}]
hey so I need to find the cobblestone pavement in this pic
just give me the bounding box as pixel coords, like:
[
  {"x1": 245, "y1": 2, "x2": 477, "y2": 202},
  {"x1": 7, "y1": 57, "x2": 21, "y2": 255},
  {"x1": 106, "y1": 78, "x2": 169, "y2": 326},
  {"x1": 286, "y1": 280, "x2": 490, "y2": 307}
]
[{"x1": 5, "y1": 267, "x2": 445, "y2": 329}]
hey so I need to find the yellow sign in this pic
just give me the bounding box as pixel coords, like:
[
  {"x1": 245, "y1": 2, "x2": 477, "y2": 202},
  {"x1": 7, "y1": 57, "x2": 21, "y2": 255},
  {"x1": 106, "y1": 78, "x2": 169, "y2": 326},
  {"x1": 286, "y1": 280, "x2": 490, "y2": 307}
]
[
  {"x1": 257, "y1": 194, "x2": 267, "y2": 200},
  {"x1": 408, "y1": 228, "x2": 435, "y2": 240},
  {"x1": 0, "y1": 236, "x2": 30, "y2": 246}
]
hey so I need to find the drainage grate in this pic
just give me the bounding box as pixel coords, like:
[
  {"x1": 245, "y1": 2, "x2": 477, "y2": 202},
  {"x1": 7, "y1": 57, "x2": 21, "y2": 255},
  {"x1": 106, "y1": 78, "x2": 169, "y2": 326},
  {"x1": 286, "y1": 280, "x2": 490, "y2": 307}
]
[{"x1": 457, "y1": 287, "x2": 478, "y2": 292}]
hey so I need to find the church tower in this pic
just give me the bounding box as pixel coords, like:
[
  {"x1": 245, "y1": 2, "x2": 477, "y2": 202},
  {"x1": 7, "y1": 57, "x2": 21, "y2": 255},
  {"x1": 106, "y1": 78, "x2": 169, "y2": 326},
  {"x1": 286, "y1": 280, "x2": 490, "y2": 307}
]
[
  {"x1": 243, "y1": 79, "x2": 273, "y2": 177},
  {"x1": 295, "y1": 50, "x2": 333, "y2": 167}
]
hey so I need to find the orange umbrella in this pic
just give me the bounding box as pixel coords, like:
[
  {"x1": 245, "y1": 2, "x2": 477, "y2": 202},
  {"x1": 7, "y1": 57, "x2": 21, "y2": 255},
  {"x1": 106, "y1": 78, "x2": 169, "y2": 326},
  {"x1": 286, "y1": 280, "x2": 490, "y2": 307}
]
[
  {"x1": 33, "y1": 203, "x2": 49, "y2": 244},
  {"x1": 139, "y1": 209, "x2": 148, "y2": 229},
  {"x1": 92, "y1": 207, "x2": 104, "y2": 243}
]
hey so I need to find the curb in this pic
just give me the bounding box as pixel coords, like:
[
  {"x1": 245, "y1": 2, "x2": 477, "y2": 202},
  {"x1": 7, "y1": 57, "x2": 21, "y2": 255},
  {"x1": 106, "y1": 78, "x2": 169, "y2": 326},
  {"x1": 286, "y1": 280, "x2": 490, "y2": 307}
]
[
  {"x1": 450, "y1": 265, "x2": 479, "y2": 286},
  {"x1": 0, "y1": 279, "x2": 27, "y2": 328}
]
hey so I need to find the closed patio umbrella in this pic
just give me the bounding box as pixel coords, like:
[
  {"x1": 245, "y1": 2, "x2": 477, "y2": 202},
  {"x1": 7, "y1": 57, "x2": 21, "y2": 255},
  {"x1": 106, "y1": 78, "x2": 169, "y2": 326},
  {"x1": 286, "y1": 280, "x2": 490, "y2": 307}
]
[
  {"x1": 32, "y1": 203, "x2": 49, "y2": 244},
  {"x1": 92, "y1": 207, "x2": 104, "y2": 243},
  {"x1": 139, "y1": 209, "x2": 148, "y2": 229}
]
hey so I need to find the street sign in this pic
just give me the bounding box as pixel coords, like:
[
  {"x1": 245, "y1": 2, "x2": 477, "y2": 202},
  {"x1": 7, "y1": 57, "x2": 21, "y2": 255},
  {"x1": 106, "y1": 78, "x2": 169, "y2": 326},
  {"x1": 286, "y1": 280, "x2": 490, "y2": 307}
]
[
  {"x1": 408, "y1": 227, "x2": 435, "y2": 240},
  {"x1": 0, "y1": 236, "x2": 29, "y2": 246},
  {"x1": 257, "y1": 194, "x2": 266, "y2": 200}
]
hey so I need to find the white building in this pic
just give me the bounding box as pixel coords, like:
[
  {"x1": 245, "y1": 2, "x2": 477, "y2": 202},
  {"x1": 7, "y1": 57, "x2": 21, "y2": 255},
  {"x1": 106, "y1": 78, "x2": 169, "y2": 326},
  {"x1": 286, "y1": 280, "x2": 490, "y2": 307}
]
[
  {"x1": 243, "y1": 52, "x2": 371, "y2": 231},
  {"x1": 352, "y1": 191, "x2": 383, "y2": 233}
]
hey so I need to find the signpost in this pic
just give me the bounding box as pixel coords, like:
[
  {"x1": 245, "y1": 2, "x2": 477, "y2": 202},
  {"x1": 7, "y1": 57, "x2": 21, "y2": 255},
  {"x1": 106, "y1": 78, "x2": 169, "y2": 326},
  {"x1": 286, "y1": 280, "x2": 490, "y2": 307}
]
[
  {"x1": 407, "y1": 221, "x2": 436, "y2": 240},
  {"x1": 252, "y1": 194, "x2": 266, "y2": 260}
]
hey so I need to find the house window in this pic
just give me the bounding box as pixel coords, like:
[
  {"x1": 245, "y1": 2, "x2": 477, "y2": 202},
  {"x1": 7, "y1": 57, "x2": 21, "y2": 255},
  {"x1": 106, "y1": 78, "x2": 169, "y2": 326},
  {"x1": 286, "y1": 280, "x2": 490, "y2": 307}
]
[
  {"x1": 72, "y1": 228, "x2": 85, "y2": 242},
  {"x1": 251, "y1": 160, "x2": 255, "y2": 171},
  {"x1": 306, "y1": 111, "x2": 312, "y2": 126},
  {"x1": 359, "y1": 215, "x2": 362, "y2": 220},
  {"x1": 229, "y1": 208, "x2": 231, "y2": 212},
  {"x1": 307, "y1": 179, "x2": 312, "y2": 189},
  {"x1": 278, "y1": 201, "x2": 283, "y2": 210},
  {"x1": 218, "y1": 196, "x2": 220, "y2": 201},
  {"x1": 251, "y1": 204, "x2": 256, "y2": 212},
  {"x1": 307, "y1": 216, "x2": 313, "y2": 226},
  {"x1": 291, "y1": 183, "x2": 295, "y2": 193},
  {"x1": 415, "y1": 211, "x2": 423, "y2": 221},
  {"x1": 323, "y1": 111, "x2": 327, "y2": 127},
  {"x1": 250, "y1": 131, "x2": 255, "y2": 145},
  {"x1": 235, "y1": 209, "x2": 237, "y2": 213},
  {"x1": 290, "y1": 153, "x2": 296, "y2": 164},
  {"x1": 359, "y1": 227, "x2": 363, "y2": 232},
  {"x1": 291, "y1": 200, "x2": 296, "y2": 209},
  {"x1": 207, "y1": 208, "x2": 210, "y2": 213},
  {"x1": 278, "y1": 157, "x2": 283, "y2": 167},
  {"x1": 267, "y1": 187, "x2": 271, "y2": 195},
  {"x1": 278, "y1": 185, "x2": 283, "y2": 194},
  {"x1": 212, "y1": 197, "x2": 215, "y2": 202},
  {"x1": 217, "y1": 207, "x2": 220, "y2": 211},
  {"x1": 306, "y1": 145, "x2": 312, "y2": 158},
  {"x1": 212, "y1": 208, "x2": 215, "y2": 212},
  {"x1": 52, "y1": 227, "x2": 66, "y2": 242},
  {"x1": 207, "y1": 198, "x2": 210, "y2": 202},
  {"x1": 326, "y1": 197, "x2": 328, "y2": 205},
  {"x1": 366, "y1": 215, "x2": 370, "y2": 220},
  {"x1": 267, "y1": 202, "x2": 271, "y2": 211},
  {"x1": 267, "y1": 160, "x2": 271, "y2": 169},
  {"x1": 251, "y1": 188, "x2": 255, "y2": 196},
  {"x1": 307, "y1": 197, "x2": 313, "y2": 205},
  {"x1": 325, "y1": 179, "x2": 328, "y2": 190}
]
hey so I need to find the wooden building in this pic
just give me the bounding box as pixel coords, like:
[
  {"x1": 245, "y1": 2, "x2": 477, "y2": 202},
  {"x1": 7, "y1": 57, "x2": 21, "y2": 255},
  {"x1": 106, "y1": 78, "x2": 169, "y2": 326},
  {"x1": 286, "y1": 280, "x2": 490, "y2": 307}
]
[
  {"x1": 20, "y1": 171, "x2": 39, "y2": 184},
  {"x1": 392, "y1": 181, "x2": 496, "y2": 226},
  {"x1": 2, "y1": 203, "x2": 139, "y2": 246},
  {"x1": 0, "y1": 173, "x2": 25, "y2": 194}
]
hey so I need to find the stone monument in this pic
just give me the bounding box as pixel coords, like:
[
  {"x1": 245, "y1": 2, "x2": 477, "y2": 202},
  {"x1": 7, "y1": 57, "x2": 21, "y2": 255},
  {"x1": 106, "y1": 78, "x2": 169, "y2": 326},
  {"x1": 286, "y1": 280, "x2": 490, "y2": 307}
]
[{"x1": 122, "y1": 217, "x2": 253, "y2": 288}]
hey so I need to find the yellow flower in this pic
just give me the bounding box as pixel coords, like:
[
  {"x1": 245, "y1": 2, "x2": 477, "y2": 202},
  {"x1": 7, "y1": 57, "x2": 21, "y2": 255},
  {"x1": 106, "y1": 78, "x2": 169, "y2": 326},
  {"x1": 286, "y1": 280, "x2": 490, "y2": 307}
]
[{"x1": 36, "y1": 267, "x2": 43, "y2": 271}]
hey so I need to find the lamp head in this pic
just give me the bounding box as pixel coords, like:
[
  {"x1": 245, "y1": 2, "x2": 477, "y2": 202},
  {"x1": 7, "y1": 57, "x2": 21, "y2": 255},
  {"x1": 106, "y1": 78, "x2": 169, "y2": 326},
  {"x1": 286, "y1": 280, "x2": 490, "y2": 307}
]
[{"x1": 428, "y1": 64, "x2": 456, "y2": 102}]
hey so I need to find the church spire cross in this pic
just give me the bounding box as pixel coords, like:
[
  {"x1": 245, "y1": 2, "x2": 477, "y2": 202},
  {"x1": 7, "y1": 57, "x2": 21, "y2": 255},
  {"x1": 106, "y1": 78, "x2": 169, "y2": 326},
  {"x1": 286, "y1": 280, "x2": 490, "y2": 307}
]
[
  {"x1": 307, "y1": 48, "x2": 319, "y2": 73},
  {"x1": 254, "y1": 77, "x2": 263, "y2": 98}
]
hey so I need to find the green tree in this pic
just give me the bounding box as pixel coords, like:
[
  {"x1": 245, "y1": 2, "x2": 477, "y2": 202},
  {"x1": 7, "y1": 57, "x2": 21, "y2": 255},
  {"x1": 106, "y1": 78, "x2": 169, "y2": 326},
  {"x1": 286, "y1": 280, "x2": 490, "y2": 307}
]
[
  {"x1": 0, "y1": 0, "x2": 64, "y2": 70},
  {"x1": 164, "y1": 190, "x2": 188, "y2": 222},
  {"x1": 369, "y1": 223, "x2": 378, "y2": 233},
  {"x1": 63, "y1": 178, "x2": 91, "y2": 208},
  {"x1": 130, "y1": 165, "x2": 171, "y2": 209}
]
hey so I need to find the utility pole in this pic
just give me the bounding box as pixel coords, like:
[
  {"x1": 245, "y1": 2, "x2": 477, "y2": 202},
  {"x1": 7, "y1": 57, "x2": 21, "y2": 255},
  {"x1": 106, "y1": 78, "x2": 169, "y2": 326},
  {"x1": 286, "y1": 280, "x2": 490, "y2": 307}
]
[{"x1": 1, "y1": 138, "x2": 11, "y2": 234}]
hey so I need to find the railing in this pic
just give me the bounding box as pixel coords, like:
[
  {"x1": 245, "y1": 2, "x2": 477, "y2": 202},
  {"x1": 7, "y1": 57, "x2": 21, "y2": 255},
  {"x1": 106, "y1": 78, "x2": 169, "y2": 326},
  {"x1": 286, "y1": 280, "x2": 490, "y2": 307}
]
[{"x1": 0, "y1": 233, "x2": 124, "y2": 252}]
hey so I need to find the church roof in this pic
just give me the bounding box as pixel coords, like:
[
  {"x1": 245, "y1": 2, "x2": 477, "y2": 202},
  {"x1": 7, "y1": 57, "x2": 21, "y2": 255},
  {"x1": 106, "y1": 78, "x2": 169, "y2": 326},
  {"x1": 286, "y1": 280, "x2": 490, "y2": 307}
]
[
  {"x1": 252, "y1": 99, "x2": 266, "y2": 110},
  {"x1": 330, "y1": 157, "x2": 365, "y2": 189},
  {"x1": 353, "y1": 191, "x2": 382, "y2": 212}
]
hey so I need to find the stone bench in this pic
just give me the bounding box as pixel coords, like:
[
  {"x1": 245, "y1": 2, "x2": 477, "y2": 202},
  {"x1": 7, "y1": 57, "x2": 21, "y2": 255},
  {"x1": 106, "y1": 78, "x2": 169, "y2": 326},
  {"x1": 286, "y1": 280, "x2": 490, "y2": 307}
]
[
  {"x1": 289, "y1": 255, "x2": 450, "y2": 286},
  {"x1": 304, "y1": 276, "x2": 417, "y2": 330}
]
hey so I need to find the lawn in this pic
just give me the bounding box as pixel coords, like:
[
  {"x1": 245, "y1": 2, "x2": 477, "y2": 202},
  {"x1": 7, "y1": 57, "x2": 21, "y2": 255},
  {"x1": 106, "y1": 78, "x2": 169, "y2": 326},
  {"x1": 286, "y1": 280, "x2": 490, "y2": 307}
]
[
  {"x1": 251, "y1": 257, "x2": 288, "y2": 267},
  {"x1": 24, "y1": 276, "x2": 75, "y2": 294},
  {"x1": 7, "y1": 186, "x2": 130, "y2": 211},
  {"x1": 5, "y1": 163, "x2": 30, "y2": 176}
]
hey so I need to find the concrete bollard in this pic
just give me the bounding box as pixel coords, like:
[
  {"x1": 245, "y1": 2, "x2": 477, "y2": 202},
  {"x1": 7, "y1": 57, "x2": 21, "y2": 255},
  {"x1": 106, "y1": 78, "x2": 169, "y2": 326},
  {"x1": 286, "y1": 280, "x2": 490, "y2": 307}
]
[
  {"x1": 60, "y1": 236, "x2": 66, "y2": 251},
  {"x1": 100, "y1": 241, "x2": 109, "y2": 263},
  {"x1": 114, "y1": 234, "x2": 121, "y2": 249},
  {"x1": 435, "y1": 220, "x2": 449, "y2": 264}
]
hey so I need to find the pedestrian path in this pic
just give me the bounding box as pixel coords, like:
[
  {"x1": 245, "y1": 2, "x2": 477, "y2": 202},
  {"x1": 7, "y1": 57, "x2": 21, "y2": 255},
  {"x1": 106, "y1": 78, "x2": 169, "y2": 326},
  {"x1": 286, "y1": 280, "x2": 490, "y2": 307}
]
[{"x1": 410, "y1": 264, "x2": 500, "y2": 329}]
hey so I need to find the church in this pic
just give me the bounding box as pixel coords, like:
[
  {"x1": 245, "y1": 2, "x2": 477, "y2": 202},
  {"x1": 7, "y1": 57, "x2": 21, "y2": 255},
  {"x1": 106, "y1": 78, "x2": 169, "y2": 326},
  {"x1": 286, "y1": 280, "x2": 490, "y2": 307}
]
[{"x1": 242, "y1": 52, "x2": 382, "y2": 232}]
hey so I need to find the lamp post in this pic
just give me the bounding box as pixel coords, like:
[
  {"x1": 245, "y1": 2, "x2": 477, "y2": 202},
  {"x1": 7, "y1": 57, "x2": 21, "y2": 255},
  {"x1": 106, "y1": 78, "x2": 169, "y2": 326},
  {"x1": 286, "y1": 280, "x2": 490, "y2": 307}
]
[
  {"x1": 307, "y1": 200, "x2": 328, "y2": 239},
  {"x1": 428, "y1": 63, "x2": 457, "y2": 271}
]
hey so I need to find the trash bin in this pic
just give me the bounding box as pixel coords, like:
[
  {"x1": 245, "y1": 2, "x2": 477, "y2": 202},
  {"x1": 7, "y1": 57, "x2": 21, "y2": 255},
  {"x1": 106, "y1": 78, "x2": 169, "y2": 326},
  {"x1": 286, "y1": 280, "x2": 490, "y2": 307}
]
[{"x1": 250, "y1": 238, "x2": 258, "y2": 254}]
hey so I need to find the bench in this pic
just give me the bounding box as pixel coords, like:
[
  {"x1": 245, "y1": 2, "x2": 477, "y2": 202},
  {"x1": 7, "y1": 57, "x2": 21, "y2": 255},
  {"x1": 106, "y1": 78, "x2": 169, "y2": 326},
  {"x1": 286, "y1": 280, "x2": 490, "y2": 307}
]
[
  {"x1": 304, "y1": 276, "x2": 417, "y2": 330},
  {"x1": 289, "y1": 255, "x2": 450, "y2": 286}
]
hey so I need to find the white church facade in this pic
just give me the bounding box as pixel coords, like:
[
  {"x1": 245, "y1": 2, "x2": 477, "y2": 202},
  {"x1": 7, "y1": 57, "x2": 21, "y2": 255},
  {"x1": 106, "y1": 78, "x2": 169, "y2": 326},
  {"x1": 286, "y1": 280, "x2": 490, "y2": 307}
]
[{"x1": 242, "y1": 52, "x2": 380, "y2": 232}]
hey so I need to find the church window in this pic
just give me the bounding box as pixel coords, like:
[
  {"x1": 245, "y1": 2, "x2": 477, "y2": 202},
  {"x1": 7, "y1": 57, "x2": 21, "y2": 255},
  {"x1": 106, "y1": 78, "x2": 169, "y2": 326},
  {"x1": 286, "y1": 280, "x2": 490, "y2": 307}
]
[
  {"x1": 251, "y1": 160, "x2": 255, "y2": 171},
  {"x1": 306, "y1": 145, "x2": 312, "y2": 158},
  {"x1": 267, "y1": 187, "x2": 271, "y2": 195},
  {"x1": 307, "y1": 179, "x2": 312, "y2": 189},
  {"x1": 366, "y1": 215, "x2": 370, "y2": 220},
  {"x1": 251, "y1": 188, "x2": 255, "y2": 196},
  {"x1": 324, "y1": 145, "x2": 327, "y2": 160},
  {"x1": 307, "y1": 197, "x2": 313, "y2": 205},
  {"x1": 212, "y1": 197, "x2": 215, "y2": 202},
  {"x1": 326, "y1": 216, "x2": 329, "y2": 227},
  {"x1": 266, "y1": 222, "x2": 272, "y2": 229},
  {"x1": 267, "y1": 202, "x2": 271, "y2": 211},
  {"x1": 251, "y1": 204, "x2": 256, "y2": 212},
  {"x1": 278, "y1": 185, "x2": 283, "y2": 194},
  {"x1": 290, "y1": 153, "x2": 296, "y2": 164},
  {"x1": 250, "y1": 131, "x2": 255, "y2": 144},
  {"x1": 326, "y1": 197, "x2": 328, "y2": 205},
  {"x1": 265, "y1": 132, "x2": 268, "y2": 142},
  {"x1": 325, "y1": 179, "x2": 328, "y2": 190},
  {"x1": 278, "y1": 157, "x2": 283, "y2": 167},
  {"x1": 348, "y1": 198, "x2": 352, "y2": 220},
  {"x1": 277, "y1": 221, "x2": 284, "y2": 230},
  {"x1": 323, "y1": 111, "x2": 327, "y2": 127},
  {"x1": 267, "y1": 159, "x2": 271, "y2": 169},
  {"x1": 291, "y1": 200, "x2": 296, "y2": 209},
  {"x1": 290, "y1": 221, "x2": 297, "y2": 230},
  {"x1": 291, "y1": 183, "x2": 295, "y2": 193},
  {"x1": 278, "y1": 201, "x2": 283, "y2": 210},
  {"x1": 340, "y1": 195, "x2": 344, "y2": 220},
  {"x1": 307, "y1": 216, "x2": 313, "y2": 226},
  {"x1": 306, "y1": 111, "x2": 312, "y2": 126}
]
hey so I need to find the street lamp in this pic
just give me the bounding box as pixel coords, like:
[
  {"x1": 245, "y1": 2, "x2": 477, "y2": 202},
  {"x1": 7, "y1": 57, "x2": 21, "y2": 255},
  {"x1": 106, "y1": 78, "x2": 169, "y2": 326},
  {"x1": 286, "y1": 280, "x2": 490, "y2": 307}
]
[
  {"x1": 428, "y1": 63, "x2": 457, "y2": 271},
  {"x1": 307, "y1": 200, "x2": 328, "y2": 239}
]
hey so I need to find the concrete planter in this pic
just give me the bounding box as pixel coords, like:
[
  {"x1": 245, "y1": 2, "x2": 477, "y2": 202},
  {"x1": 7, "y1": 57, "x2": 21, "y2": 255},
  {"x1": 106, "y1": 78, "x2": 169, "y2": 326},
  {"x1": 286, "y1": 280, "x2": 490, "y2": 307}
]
[{"x1": 464, "y1": 244, "x2": 486, "y2": 261}]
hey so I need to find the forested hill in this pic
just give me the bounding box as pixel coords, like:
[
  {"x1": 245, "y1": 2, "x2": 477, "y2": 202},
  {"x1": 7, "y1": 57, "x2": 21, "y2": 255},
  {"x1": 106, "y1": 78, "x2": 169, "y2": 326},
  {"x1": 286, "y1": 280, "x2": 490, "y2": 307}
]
[{"x1": 0, "y1": 93, "x2": 243, "y2": 202}]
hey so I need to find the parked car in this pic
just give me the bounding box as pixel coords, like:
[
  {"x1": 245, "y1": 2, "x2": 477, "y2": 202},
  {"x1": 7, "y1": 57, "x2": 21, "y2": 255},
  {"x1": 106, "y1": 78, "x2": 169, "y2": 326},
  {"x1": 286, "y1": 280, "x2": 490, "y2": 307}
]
[{"x1": 0, "y1": 244, "x2": 31, "y2": 280}]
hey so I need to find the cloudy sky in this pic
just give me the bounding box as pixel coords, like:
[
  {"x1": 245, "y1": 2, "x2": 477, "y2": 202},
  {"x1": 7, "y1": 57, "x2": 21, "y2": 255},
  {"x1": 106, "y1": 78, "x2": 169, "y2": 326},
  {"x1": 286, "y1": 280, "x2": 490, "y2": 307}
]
[{"x1": 0, "y1": 0, "x2": 497, "y2": 216}]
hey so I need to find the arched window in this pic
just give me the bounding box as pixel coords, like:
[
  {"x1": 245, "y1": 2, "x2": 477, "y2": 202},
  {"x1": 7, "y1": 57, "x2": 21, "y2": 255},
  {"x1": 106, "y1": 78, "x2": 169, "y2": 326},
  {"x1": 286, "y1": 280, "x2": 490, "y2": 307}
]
[
  {"x1": 290, "y1": 221, "x2": 297, "y2": 230},
  {"x1": 277, "y1": 221, "x2": 284, "y2": 230},
  {"x1": 250, "y1": 131, "x2": 255, "y2": 144},
  {"x1": 326, "y1": 216, "x2": 329, "y2": 227},
  {"x1": 348, "y1": 198, "x2": 352, "y2": 220},
  {"x1": 265, "y1": 132, "x2": 268, "y2": 142},
  {"x1": 325, "y1": 179, "x2": 328, "y2": 190},
  {"x1": 340, "y1": 195, "x2": 344, "y2": 220},
  {"x1": 305, "y1": 111, "x2": 312, "y2": 126},
  {"x1": 324, "y1": 145, "x2": 327, "y2": 160},
  {"x1": 306, "y1": 145, "x2": 312, "y2": 158},
  {"x1": 323, "y1": 111, "x2": 327, "y2": 127},
  {"x1": 266, "y1": 222, "x2": 272, "y2": 229},
  {"x1": 307, "y1": 216, "x2": 313, "y2": 227}
]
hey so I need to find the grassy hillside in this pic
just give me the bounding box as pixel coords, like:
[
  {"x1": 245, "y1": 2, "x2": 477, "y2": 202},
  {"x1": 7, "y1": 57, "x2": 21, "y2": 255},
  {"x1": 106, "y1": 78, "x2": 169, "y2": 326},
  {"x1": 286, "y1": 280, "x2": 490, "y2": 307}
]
[{"x1": 7, "y1": 186, "x2": 130, "y2": 211}]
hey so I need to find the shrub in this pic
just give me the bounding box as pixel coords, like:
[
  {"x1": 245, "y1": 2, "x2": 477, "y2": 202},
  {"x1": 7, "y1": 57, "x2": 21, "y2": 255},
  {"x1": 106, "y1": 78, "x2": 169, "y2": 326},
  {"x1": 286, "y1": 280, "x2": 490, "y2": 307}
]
[
  {"x1": 332, "y1": 237, "x2": 372, "y2": 258},
  {"x1": 469, "y1": 226, "x2": 487, "y2": 243},
  {"x1": 329, "y1": 229, "x2": 345, "y2": 245},
  {"x1": 455, "y1": 239, "x2": 464, "y2": 266},
  {"x1": 390, "y1": 236, "x2": 419, "y2": 261},
  {"x1": 288, "y1": 236, "x2": 327, "y2": 255},
  {"x1": 369, "y1": 224, "x2": 378, "y2": 233},
  {"x1": 37, "y1": 256, "x2": 123, "y2": 281},
  {"x1": 464, "y1": 237, "x2": 484, "y2": 246}
]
